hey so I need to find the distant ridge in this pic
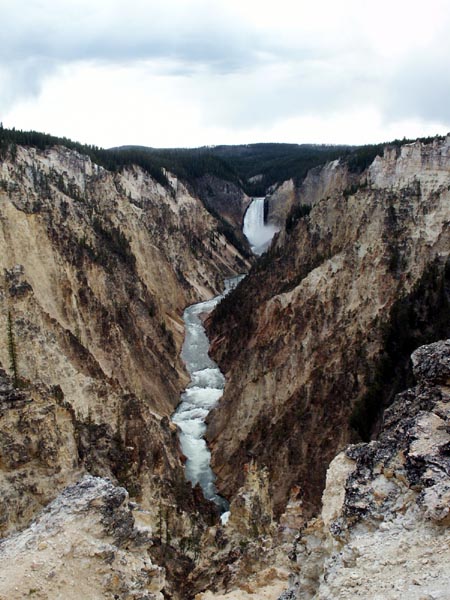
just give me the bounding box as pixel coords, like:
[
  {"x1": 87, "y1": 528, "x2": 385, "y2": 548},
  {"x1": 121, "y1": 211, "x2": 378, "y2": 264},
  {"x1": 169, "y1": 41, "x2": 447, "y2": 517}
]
[{"x1": 1, "y1": 124, "x2": 446, "y2": 196}]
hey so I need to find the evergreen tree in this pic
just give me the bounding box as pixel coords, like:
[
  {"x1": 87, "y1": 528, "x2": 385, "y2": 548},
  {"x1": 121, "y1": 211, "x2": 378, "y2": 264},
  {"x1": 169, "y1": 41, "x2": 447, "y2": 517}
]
[{"x1": 7, "y1": 311, "x2": 19, "y2": 387}]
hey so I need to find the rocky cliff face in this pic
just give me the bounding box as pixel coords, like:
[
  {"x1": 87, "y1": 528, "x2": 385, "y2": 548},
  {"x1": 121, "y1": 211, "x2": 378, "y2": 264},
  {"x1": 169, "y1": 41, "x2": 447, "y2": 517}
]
[
  {"x1": 0, "y1": 475, "x2": 166, "y2": 599},
  {"x1": 266, "y1": 160, "x2": 353, "y2": 227},
  {"x1": 194, "y1": 174, "x2": 252, "y2": 253},
  {"x1": 207, "y1": 136, "x2": 450, "y2": 517},
  {"x1": 0, "y1": 145, "x2": 248, "y2": 416},
  {"x1": 0, "y1": 144, "x2": 248, "y2": 420},
  {"x1": 280, "y1": 339, "x2": 450, "y2": 599},
  {"x1": 1, "y1": 136, "x2": 449, "y2": 599},
  {"x1": 0, "y1": 369, "x2": 80, "y2": 536},
  {"x1": 0, "y1": 143, "x2": 250, "y2": 596},
  {"x1": 187, "y1": 460, "x2": 291, "y2": 600},
  {"x1": 0, "y1": 365, "x2": 188, "y2": 543},
  {"x1": 265, "y1": 179, "x2": 297, "y2": 227}
]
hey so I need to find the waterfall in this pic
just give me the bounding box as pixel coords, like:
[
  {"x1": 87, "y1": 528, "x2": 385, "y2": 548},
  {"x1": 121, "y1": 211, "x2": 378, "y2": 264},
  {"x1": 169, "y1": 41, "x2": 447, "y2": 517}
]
[
  {"x1": 171, "y1": 198, "x2": 279, "y2": 521},
  {"x1": 243, "y1": 197, "x2": 279, "y2": 255}
]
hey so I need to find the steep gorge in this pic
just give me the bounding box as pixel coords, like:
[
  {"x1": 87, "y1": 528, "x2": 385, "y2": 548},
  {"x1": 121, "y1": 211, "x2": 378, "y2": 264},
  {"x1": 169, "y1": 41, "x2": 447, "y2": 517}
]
[
  {"x1": 207, "y1": 137, "x2": 450, "y2": 517},
  {"x1": 0, "y1": 142, "x2": 251, "y2": 548},
  {"x1": 0, "y1": 134, "x2": 449, "y2": 599}
]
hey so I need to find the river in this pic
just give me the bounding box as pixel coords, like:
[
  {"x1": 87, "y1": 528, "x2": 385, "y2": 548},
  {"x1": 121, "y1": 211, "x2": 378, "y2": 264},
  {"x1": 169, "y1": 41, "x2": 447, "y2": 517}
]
[
  {"x1": 172, "y1": 198, "x2": 278, "y2": 521},
  {"x1": 172, "y1": 276, "x2": 243, "y2": 519}
]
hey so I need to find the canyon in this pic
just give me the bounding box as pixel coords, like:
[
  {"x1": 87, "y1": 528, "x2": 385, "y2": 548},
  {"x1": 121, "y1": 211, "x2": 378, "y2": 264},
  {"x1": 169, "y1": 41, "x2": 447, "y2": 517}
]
[
  {"x1": 0, "y1": 131, "x2": 448, "y2": 599},
  {"x1": 207, "y1": 138, "x2": 450, "y2": 517}
]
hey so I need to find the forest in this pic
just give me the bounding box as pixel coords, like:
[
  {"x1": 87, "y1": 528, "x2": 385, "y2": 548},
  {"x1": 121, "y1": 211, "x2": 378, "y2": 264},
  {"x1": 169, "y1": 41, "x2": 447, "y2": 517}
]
[{"x1": 1, "y1": 124, "x2": 444, "y2": 197}]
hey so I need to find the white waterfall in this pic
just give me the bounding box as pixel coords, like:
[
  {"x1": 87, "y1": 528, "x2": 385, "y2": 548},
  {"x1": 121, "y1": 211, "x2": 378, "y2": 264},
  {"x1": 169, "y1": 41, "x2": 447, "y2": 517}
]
[
  {"x1": 243, "y1": 197, "x2": 279, "y2": 255},
  {"x1": 171, "y1": 198, "x2": 279, "y2": 520}
]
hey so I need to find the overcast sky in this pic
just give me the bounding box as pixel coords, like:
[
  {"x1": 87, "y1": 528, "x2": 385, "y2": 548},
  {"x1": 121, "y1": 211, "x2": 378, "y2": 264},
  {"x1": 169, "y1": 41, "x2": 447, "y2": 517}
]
[{"x1": 1, "y1": 0, "x2": 450, "y2": 148}]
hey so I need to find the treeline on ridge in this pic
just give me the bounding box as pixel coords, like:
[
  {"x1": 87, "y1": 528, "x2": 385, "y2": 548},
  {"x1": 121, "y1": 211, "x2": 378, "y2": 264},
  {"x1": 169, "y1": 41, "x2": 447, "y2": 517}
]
[
  {"x1": 0, "y1": 124, "x2": 170, "y2": 187},
  {"x1": 1, "y1": 124, "x2": 446, "y2": 199}
]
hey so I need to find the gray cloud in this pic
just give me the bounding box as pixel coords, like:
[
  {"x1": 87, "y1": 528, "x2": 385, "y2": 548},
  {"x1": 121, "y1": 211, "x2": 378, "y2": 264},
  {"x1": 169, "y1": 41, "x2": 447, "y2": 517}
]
[
  {"x1": 385, "y1": 51, "x2": 450, "y2": 125},
  {"x1": 3, "y1": 0, "x2": 450, "y2": 143},
  {"x1": 1, "y1": 2, "x2": 272, "y2": 70},
  {"x1": 0, "y1": 1, "x2": 253, "y2": 110},
  {"x1": 0, "y1": 57, "x2": 60, "y2": 111},
  {"x1": 188, "y1": 54, "x2": 383, "y2": 131},
  {"x1": 0, "y1": 0, "x2": 332, "y2": 114}
]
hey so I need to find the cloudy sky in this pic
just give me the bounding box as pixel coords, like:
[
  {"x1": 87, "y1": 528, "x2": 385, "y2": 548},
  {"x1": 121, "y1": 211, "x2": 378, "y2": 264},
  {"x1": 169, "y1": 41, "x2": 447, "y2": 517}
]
[{"x1": 1, "y1": 0, "x2": 450, "y2": 148}]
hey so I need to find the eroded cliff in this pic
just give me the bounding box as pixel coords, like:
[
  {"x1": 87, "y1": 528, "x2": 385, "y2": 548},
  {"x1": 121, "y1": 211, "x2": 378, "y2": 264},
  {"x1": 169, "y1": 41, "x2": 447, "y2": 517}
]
[
  {"x1": 280, "y1": 339, "x2": 450, "y2": 599},
  {"x1": 207, "y1": 136, "x2": 450, "y2": 517},
  {"x1": 0, "y1": 142, "x2": 250, "y2": 597},
  {"x1": 266, "y1": 160, "x2": 353, "y2": 228},
  {"x1": 1, "y1": 134, "x2": 449, "y2": 599},
  {"x1": 194, "y1": 174, "x2": 253, "y2": 253}
]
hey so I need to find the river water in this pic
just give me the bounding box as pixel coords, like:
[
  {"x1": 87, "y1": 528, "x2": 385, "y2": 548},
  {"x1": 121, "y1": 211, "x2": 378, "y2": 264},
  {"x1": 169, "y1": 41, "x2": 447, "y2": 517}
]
[
  {"x1": 172, "y1": 276, "x2": 243, "y2": 517},
  {"x1": 172, "y1": 198, "x2": 278, "y2": 519}
]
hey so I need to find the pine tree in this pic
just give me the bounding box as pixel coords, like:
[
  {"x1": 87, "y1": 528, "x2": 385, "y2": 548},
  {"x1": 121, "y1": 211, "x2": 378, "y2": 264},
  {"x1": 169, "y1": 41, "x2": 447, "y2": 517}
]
[{"x1": 7, "y1": 311, "x2": 19, "y2": 387}]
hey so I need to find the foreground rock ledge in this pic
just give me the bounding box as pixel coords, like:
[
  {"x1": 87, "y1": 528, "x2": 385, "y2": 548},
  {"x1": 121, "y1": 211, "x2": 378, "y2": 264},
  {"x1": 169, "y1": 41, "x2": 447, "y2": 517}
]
[
  {"x1": 0, "y1": 476, "x2": 164, "y2": 600},
  {"x1": 280, "y1": 339, "x2": 450, "y2": 600}
]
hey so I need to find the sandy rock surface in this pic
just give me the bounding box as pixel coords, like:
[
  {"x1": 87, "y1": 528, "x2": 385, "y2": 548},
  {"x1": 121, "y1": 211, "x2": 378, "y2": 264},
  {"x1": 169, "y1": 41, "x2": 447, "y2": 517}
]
[{"x1": 0, "y1": 476, "x2": 165, "y2": 600}]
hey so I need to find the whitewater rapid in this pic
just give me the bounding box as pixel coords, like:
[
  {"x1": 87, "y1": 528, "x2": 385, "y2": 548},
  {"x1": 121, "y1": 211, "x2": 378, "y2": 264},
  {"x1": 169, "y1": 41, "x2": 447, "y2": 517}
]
[
  {"x1": 172, "y1": 198, "x2": 277, "y2": 518},
  {"x1": 172, "y1": 277, "x2": 243, "y2": 518},
  {"x1": 243, "y1": 197, "x2": 280, "y2": 255}
]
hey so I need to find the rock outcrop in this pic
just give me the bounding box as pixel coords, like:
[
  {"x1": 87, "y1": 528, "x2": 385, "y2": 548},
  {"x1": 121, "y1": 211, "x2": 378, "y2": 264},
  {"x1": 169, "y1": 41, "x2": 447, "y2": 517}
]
[
  {"x1": 207, "y1": 136, "x2": 450, "y2": 516},
  {"x1": 0, "y1": 475, "x2": 165, "y2": 599},
  {"x1": 266, "y1": 160, "x2": 353, "y2": 227},
  {"x1": 265, "y1": 179, "x2": 297, "y2": 227},
  {"x1": 0, "y1": 369, "x2": 80, "y2": 536},
  {"x1": 279, "y1": 339, "x2": 450, "y2": 599}
]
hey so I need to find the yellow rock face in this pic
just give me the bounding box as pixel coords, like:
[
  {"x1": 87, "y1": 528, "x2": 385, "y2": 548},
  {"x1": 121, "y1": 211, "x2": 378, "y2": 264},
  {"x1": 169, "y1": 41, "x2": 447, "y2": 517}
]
[{"x1": 207, "y1": 136, "x2": 450, "y2": 517}]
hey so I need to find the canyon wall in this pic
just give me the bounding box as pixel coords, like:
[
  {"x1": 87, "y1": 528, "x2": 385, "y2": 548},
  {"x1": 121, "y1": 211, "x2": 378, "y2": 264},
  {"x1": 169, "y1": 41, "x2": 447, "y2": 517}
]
[
  {"x1": 207, "y1": 137, "x2": 450, "y2": 517},
  {"x1": 194, "y1": 174, "x2": 253, "y2": 251},
  {"x1": 266, "y1": 160, "x2": 354, "y2": 227},
  {"x1": 280, "y1": 339, "x2": 450, "y2": 599},
  {"x1": 0, "y1": 143, "x2": 250, "y2": 571},
  {"x1": 1, "y1": 136, "x2": 449, "y2": 599}
]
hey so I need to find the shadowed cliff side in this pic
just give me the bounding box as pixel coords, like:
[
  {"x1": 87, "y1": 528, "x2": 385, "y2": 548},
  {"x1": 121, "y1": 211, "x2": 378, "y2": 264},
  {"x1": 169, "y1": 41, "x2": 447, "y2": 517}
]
[
  {"x1": 193, "y1": 175, "x2": 253, "y2": 256},
  {"x1": 206, "y1": 136, "x2": 450, "y2": 517}
]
